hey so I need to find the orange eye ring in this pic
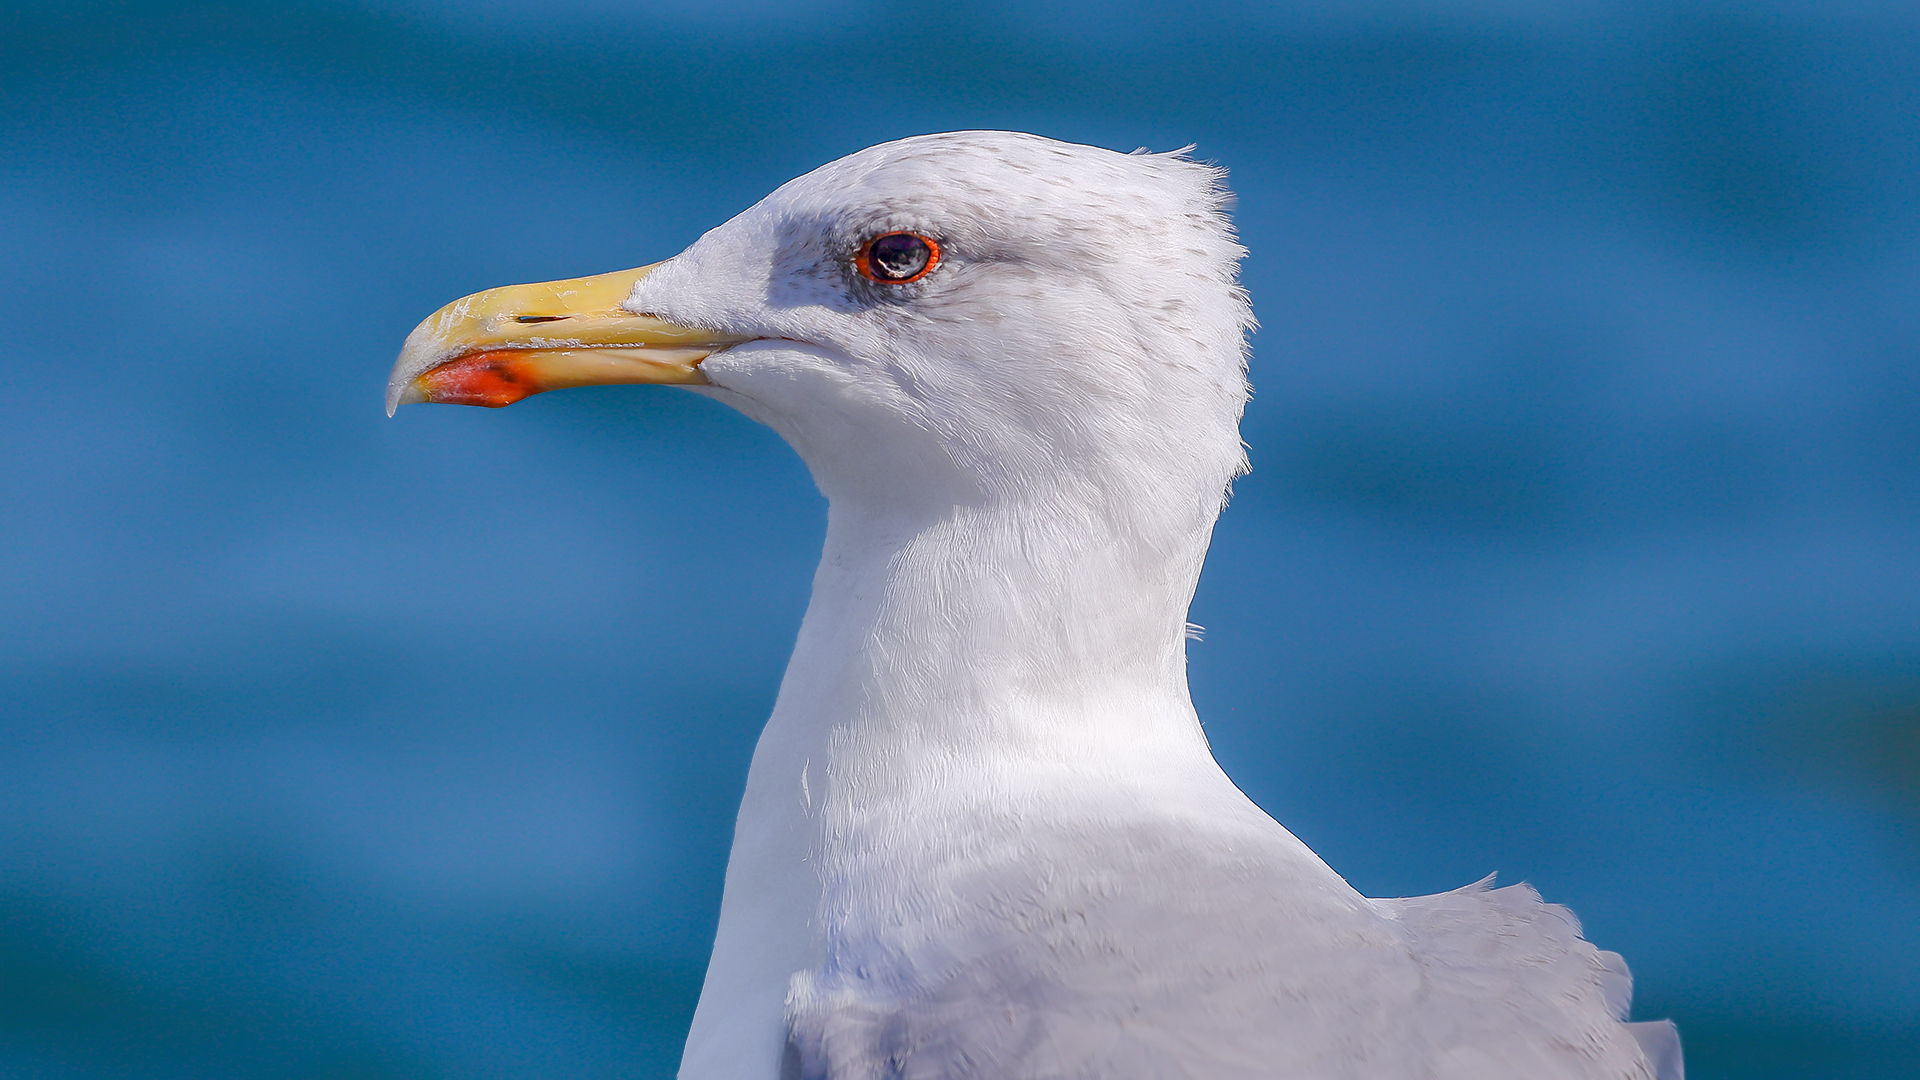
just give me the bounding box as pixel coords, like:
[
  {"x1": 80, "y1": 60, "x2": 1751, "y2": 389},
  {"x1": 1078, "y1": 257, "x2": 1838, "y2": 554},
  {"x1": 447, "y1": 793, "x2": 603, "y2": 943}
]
[{"x1": 856, "y1": 231, "x2": 941, "y2": 284}]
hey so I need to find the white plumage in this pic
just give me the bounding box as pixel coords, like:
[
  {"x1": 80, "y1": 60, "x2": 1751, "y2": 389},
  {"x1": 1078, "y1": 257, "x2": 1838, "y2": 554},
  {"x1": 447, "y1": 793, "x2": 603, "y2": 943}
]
[{"x1": 393, "y1": 131, "x2": 1682, "y2": 1080}]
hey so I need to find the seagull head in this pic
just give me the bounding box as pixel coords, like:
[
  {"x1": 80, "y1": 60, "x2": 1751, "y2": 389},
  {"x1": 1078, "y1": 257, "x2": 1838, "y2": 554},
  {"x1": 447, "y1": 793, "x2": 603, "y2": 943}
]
[{"x1": 389, "y1": 131, "x2": 1253, "y2": 526}]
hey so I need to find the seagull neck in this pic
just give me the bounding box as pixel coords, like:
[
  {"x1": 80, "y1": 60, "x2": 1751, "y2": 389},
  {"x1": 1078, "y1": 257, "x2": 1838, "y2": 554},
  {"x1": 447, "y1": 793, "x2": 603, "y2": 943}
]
[{"x1": 766, "y1": 488, "x2": 1221, "y2": 782}]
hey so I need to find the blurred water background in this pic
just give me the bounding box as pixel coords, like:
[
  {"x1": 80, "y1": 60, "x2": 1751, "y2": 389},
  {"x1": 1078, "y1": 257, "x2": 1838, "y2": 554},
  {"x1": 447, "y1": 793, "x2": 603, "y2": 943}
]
[{"x1": 3, "y1": 1, "x2": 1917, "y2": 1077}]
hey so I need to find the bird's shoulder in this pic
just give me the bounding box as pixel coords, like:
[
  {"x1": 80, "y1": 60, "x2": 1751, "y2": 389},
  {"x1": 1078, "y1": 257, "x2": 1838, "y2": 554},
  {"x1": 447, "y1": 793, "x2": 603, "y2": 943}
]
[
  {"x1": 1377, "y1": 877, "x2": 1680, "y2": 1080},
  {"x1": 782, "y1": 815, "x2": 1674, "y2": 1079}
]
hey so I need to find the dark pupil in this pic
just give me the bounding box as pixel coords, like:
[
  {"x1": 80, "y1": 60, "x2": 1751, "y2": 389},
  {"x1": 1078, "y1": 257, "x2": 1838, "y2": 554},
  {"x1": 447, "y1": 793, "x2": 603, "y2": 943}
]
[{"x1": 870, "y1": 233, "x2": 930, "y2": 280}]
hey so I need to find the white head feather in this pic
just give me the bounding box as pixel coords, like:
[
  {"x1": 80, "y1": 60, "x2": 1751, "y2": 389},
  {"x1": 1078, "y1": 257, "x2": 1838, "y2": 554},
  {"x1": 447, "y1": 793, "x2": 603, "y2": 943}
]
[{"x1": 633, "y1": 131, "x2": 1254, "y2": 529}]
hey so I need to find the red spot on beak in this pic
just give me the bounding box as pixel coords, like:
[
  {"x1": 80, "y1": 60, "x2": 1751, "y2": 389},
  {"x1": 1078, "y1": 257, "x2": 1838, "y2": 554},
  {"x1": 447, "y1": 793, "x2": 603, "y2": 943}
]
[{"x1": 414, "y1": 351, "x2": 543, "y2": 408}]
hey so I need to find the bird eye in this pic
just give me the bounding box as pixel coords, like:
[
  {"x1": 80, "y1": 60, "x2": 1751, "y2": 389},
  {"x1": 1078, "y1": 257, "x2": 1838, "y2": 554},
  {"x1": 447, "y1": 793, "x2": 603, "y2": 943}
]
[{"x1": 856, "y1": 231, "x2": 939, "y2": 284}]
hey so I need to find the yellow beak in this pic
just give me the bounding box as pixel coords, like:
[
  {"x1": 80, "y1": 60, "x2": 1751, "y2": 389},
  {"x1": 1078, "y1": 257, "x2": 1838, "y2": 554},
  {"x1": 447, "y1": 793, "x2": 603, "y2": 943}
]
[{"x1": 385, "y1": 262, "x2": 753, "y2": 416}]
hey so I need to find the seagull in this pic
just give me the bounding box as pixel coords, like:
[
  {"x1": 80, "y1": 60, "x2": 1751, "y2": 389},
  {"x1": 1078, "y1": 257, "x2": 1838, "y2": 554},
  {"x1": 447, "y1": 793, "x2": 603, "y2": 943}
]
[{"x1": 387, "y1": 131, "x2": 1683, "y2": 1080}]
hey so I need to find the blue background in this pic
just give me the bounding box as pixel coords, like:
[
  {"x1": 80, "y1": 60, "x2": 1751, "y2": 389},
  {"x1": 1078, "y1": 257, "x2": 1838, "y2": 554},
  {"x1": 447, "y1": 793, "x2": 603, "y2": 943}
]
[{"x1": 3, "y1": 2, "x2": 1917, "y2": 1077}]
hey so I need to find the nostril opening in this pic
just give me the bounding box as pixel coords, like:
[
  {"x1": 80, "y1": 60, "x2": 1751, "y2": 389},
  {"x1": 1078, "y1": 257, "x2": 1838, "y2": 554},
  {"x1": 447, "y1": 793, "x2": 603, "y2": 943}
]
[{"x1": 515, "y1": 315, "x2": 568, "y2": 324}]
